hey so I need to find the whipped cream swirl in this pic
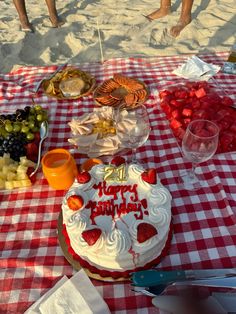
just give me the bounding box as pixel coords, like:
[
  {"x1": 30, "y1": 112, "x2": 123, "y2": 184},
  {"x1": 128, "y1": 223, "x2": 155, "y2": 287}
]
[
  {"x1": 90, "y1": 164, "x2": 105, "y2": 180},
  {"x1": 67, "y1": 211, "x2": 89, "y2": 232},
  {"x1": 149, "y1": 188, "x2": 170, "y2": 206},
  {"x1": 129, "y1": 164, "x2": 144, "y2": 177},
  {"x1": 105, "y1": 228, "x2": 131, "y2": 255},
  {"x1": 149, "y1": 207, "x2": 170, "y2": 225}
]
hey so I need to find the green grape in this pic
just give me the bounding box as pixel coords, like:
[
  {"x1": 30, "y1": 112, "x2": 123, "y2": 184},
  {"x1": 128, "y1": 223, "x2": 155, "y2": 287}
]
[
  {"x1": 32, "y1": 126, "x2": 39, "y2": 133},
  {"x1": 30, "y1": 107, "x2": 36, "y2": 114},
  {"x1": 34, "y1": 105, "x2": 42, "y2": 112},
  {"x1": 28, "y1": 114, "x2": 36, "y2": 121},
  {"x1": 28, "y1": 121, "x2": 35, "y2": 129},
  {"x1": 36, "y1": 114, "x2": 43, "y2": 122},
  {"x1": 4, "y1": 119, "x2": 11, "y2": 125},
  {"x1": 26, "y1": 132, "x2": 35, "y2": 141},
  {"x1": 13, "y1": 122, "x2": 21, "y2": 132},
  {"x1": 5, "y1": 123, "x2": 13, "y2": 133},
  {"x1": 0, "y1": 126, "x2": 4, "y2": 136},
  {"x1": 21, "y1": 125, "x2": 30, "y2": 133},
  {"x1": 1, "y1": 129, "x2": 9, "y2": 138}
]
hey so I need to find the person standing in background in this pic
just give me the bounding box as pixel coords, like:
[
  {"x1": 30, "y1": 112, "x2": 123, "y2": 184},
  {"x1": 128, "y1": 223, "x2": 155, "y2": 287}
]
[
  {"x1": 145, "y1": 0, "x2": 194, "y2": 37},
  {"x1": 13, "y1": 0, "x2": 65, "y2": 32}
]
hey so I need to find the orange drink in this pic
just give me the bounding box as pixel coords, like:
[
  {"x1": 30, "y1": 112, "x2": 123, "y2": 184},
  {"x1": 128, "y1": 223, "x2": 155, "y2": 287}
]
[{"x1": 42, "y1": 148, "x2": 78, "y2": 190}]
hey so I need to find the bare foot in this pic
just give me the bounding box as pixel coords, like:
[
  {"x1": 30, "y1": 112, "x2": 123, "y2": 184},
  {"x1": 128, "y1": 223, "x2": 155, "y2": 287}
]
[
  {"x1": 145, "y1": 7, "x2": 171, "y2": 21},
  {"x1": 49, "y1": 16, "x2": 65, "y2": 28},
  {"x1": 19, "y1": 17, "x2": 34, "y2": 32},
  {"x1": 170, "y1": 18, "x2": 191, "y2": 37}
]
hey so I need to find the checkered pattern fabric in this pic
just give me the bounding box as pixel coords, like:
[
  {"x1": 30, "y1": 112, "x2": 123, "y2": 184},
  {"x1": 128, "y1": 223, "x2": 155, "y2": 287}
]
[{"x1": 0, "y1": 52, "x2": 236, "y2": 314}]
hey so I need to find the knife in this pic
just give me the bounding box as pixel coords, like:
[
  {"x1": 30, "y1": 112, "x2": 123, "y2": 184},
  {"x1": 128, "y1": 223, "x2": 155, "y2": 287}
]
[
  {"x1": 131, "y1": 268, "x2": 236, "y2": 287},
  {"x1": 175, "y1": 276, "x2": 236, "y2": 288}
]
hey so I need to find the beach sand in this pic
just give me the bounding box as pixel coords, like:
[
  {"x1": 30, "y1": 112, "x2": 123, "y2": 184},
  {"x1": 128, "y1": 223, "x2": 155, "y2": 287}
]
[{"x1": 0, "y1": 0, "x2": 236, "y2": 73}]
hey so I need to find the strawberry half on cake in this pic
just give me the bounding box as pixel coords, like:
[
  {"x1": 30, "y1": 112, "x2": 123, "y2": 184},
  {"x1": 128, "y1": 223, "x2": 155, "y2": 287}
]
[{"x1": 61, "y1": 158, "x2": 172, "y2": 279}]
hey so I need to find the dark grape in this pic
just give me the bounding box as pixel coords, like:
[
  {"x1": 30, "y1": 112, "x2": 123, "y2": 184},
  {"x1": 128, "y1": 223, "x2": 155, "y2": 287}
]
[
  {"x1": 24, "y1": 106, "x2": 31, "y2": 114},
  {"x1": 0, "y1": 133, "x2": 27, "y2": 161}
]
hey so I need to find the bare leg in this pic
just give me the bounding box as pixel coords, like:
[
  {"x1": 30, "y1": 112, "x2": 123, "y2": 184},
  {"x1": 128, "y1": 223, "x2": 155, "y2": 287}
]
[
  {"x1": 145, "y1": 0, "x2": 171, "y2": 21},
  {"x1": 44, "y1": 0, "x2": 65, "y2": 27},
  {"x1": 13, "y1": 0, "x2": 34, "y2": 32},
  {"x1": 170, "y1": 0, "x2": 193, "y2": 37}
]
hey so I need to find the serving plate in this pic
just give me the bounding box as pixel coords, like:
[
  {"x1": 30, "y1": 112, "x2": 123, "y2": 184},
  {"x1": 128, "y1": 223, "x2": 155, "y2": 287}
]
[
  {"x1": 42, "y1": 67, "x2": 96, "y2": 100},
  {"x1": 93, "y1": 73, "x2": 149, "y2": 109}
]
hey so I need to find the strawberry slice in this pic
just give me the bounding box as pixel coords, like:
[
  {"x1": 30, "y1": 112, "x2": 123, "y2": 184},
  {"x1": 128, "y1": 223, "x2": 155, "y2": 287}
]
[
  {"x1": 141, "y1": 168, "x2": 157, "y2": 184},
  {"x1": 77, "y1": 171, "x2": 91, "y2": 184},
  {"x1": 111, "y1": 156, "x2": 126, "y2": 166},
  {"x1": 82, "y1": 228, "x2": 102, "y2": 246},
  {"x1": 137, "y1": 223, "x2": 157, "y2": 243},
  {"x1": 67, "y1": 195, "x2": 84, "y2": 211}
]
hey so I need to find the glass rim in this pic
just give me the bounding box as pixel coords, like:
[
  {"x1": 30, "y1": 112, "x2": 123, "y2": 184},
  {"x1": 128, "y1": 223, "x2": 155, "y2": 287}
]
[{"x1": 187, "y1": 119, "x2": 220, "y2": 139}]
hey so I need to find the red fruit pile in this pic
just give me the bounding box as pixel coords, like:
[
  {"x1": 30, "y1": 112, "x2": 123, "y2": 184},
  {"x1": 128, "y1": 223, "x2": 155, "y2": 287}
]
[{"x1": 159, "y1": 81, "x2": 236, "y2": 153}]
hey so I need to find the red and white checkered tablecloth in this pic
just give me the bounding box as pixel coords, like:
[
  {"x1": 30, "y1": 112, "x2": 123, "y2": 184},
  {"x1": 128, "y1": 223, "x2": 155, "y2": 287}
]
[{"x1": 0, "y1": 52, "x2": 236, "y2": 314}]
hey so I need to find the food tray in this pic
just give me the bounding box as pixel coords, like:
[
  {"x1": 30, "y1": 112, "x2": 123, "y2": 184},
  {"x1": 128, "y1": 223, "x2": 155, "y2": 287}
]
[
  {"x1": 157, "y1": 79, "x2": 236, "y2": 154},
  {"x1": 93, "y1": 73, "x2": 149, "y2": 109},
  {"x1": 42, "y1": 67, "x2": 96, "y2": 100}
]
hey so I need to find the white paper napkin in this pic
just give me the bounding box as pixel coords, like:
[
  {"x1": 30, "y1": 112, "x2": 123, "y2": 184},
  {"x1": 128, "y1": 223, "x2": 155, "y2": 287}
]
[
  {"x1": 24, "y1": 269, "x2": 111, "y2": 314},
  {"x1": 172, "y1": 56, "x2": 221, "y2": 81}
]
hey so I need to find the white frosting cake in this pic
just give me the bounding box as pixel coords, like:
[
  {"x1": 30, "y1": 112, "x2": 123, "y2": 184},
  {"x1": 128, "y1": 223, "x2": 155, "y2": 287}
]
[{"x1": 62, "y1": 162, "x2": 172, "y2": 278}]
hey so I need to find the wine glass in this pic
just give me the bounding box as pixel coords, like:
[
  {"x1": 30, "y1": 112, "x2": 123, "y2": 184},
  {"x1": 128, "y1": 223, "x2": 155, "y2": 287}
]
[
  {"x1": 119, "y1": 105, "x2": 151, "y2": 163},
  {"x1": 180, "y1": 119, "x2": 219, "y2": 190}
]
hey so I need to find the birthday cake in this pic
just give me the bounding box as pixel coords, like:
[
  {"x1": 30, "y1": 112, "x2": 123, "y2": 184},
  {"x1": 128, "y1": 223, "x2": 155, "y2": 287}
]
[{"x1": 62, "y1": 157, "x2": 172, "y2": 279}]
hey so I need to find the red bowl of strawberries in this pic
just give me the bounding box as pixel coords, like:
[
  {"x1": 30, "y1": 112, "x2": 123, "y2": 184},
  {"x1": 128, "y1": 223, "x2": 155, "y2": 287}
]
[{"x1": 158, "y1": 80, "x2": 236, "y2": 154}]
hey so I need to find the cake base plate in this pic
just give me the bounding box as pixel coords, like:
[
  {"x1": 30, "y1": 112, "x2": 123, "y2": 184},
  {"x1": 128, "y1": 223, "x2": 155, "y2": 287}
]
[{"x1": 57, "y1": 211, "x2": 129, "y2": 282}]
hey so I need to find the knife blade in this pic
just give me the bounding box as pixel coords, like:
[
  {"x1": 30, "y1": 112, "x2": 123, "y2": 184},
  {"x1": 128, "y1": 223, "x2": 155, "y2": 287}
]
[
  {"x1": 174, "y1": 276, "x2": 236, "y2": 288},
  {"x1": 131, "y1": 268, "x2": 236, "y2": 287}
]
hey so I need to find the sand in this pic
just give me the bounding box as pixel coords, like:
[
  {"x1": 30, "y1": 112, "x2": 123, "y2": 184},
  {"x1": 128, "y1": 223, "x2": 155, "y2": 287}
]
[{"x1": 0, "y1": 0, "x2": 236, "y2": 73}]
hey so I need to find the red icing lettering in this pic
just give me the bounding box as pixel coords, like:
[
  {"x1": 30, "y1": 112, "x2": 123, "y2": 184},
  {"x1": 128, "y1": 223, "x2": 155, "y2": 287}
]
[
  {"x1": 93, "y1": 182, "x2": 139, "y2": 202},
  {"x1": 86, "y1": 182, "x2": 147, "y2": 222}
]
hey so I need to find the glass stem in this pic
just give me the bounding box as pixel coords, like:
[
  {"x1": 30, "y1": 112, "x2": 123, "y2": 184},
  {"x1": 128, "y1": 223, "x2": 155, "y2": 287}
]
[
  {"x1": 190, "y1": 162, "x2": 197, "y2": 179},
  {"x1": 131, "y1": 147, "x2": 137, "y2": 163}
]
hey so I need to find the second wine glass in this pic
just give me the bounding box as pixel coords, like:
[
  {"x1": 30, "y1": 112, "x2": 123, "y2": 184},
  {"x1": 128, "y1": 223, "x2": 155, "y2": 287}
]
[
  {"x1": 121, "y1": 105, "x2": 150, "y2": 163},
  {"x1": 180, "y1": 119, "x2": 219, "y2": 190}
]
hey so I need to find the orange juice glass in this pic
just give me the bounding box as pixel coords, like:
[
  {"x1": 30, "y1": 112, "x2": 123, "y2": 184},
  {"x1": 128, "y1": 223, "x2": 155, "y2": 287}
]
[{"x1": 42, "y1": 148, "x2": 78, "y2": 190}]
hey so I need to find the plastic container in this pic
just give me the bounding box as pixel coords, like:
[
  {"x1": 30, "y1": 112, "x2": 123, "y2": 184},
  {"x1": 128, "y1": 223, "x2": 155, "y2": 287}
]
[{"x1": 42, "y1": 148, "x2": 78, "y2": 190}]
